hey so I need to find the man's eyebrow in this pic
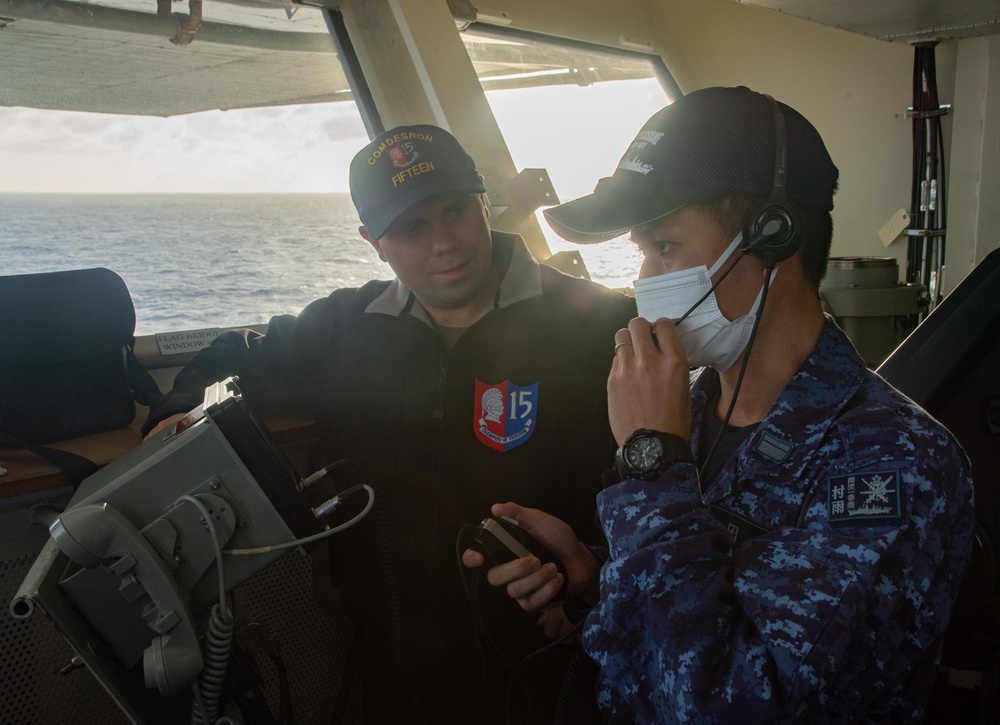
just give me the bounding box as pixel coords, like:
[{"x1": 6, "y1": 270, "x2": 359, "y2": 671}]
[
  {"x1": 387, "y1": 213, "x2": 427, "y2": 234},
  {"x1": 630, "y1": 223, "x2": 656, "y2": 243}
]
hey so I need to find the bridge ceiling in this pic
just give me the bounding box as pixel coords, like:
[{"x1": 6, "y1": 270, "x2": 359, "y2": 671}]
[{"x1": 734, "y1": 0, "x2": 1000, "y2": 43}]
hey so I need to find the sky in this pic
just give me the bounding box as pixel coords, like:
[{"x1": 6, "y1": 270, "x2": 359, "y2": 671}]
[
  {"x1": 0, "y1": 102, "x2": 369, "y2": 194},
  {"x1": 0, "y1": 79, "x2": 668, "y2": 201}
]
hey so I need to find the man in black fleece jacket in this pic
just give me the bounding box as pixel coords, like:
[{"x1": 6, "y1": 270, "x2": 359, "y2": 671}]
[{"x1": 145, "y1": 124, "x2": 635, "y2": 724}]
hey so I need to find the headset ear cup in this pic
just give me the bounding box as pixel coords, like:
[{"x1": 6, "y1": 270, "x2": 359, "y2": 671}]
[{"x1": 743, "y1": 199, "x2": 801, "y2": 266}]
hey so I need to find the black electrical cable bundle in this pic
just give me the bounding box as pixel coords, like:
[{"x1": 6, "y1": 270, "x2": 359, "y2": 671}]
[{"x1": 907, "y1": 42, "x2": 948, "y2": 310}]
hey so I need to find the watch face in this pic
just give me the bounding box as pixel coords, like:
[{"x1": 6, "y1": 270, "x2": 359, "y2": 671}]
[{"x1": 626, "y1": 435, "x2": 664, "y2": 473}]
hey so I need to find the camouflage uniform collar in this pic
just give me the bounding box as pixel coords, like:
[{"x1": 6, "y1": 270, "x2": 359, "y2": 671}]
[{"x1": 693, "y1": 316, "x2": 867, "y2": 501}]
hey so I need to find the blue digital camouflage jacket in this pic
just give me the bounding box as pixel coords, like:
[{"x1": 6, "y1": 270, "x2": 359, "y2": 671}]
[{"x1": 583, "y1": 318, "x2": 974, "y2": 724}]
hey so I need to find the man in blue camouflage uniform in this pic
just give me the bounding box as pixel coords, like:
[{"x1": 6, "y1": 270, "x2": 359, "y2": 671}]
[{"x1": 464, "y1": 87, "x2": 974, "y2": 722}]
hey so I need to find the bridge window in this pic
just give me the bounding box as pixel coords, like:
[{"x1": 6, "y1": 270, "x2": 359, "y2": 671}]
[
  {"x1": 0, "y1": 0, "x2": 379, "y2": 334},
  {"x1": 462, "y1": 26, "x2": 675, "y2": 288}
]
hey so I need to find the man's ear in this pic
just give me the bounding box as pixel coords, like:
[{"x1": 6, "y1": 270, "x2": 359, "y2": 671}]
[{"x1": 360, "y1": 226, "x2": 387, "y2": 262}]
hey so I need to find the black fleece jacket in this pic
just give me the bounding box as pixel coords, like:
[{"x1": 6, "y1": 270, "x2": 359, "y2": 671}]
[{"x1": 145, "y1": 232, "x2": 636, "y2": 724}]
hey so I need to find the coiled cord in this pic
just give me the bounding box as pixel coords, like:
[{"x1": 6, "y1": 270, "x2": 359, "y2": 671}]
[
  {"x1": 191, "y1": 602, "x2": 234, "y2": 725},
  {"x1": 176, "y1": 482, "x2": 373, "y2": 724},
  {"x1": 176, "y1": 495, "x2": 235, "y2": 725}
]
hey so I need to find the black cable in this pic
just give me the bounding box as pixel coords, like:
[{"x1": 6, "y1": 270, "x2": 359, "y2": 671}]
[
  {"x1": 908, "y1": 46, "x2": 927, "y2": 285},
  {"x1": 922, "y1": 46, "x2": 939, "y2": 299},
  {"x1": 928, "y1": 48, "x2": 947, "y2": 305},
  {"x1": 504, "y1": 589, "x2": 587, "y2": 724},
  {"x1": 456, "y1": 525, "x2": 524, "y2": 721},
  {"x1": 328, "y1": 637, "x2": 360, "y2": 725},
  {"x1": 227, "y1": 620, "x2": 281, "y2": 725},
  {"x1": 552, "y1": 645, "x2": 599, "y2": 725},
  {"x1": 675, "y1": 239, "x2": 752, "y2": 327},
  {"x1": 907, "y1": 42, "x2": 947, "y2": 310},
  {"x1": 696, "y1": 264, "x2": 775, "y2": 483},
  {"x1": 456, "y1": 526, "x2": 584, "y2": 725},
  {"x1": 935, "y1": 117, "x2": 947, "y2": 303},
  {"x1": 267, "y1": 633, "x2": 293, "y2": 725}
]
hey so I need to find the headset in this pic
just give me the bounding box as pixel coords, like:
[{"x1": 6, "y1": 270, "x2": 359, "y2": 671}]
[{"x1": 742, "y1": 94, "x2": 802, "y2": 267}]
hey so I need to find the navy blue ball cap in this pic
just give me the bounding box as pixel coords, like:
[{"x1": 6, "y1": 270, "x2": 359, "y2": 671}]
[
  {"x1": 544, "y1": 86, "x2": 839, "y2": 244},
  {"x1": 350, "y1": 124, "x2": 487, "y2": 239}
]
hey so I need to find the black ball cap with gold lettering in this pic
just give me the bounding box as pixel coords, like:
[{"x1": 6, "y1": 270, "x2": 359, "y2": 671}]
[
  {"x1": 544, "y1": 86, "x2": 839, "y2": 244},
  {"x1": 349, "y1": 124, "x2": 487, "y2": 240}
]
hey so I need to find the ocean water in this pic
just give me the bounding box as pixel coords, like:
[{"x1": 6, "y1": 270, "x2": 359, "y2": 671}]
[{"x1": 0, "y1": 193, "x2": 639, "y2": 335}]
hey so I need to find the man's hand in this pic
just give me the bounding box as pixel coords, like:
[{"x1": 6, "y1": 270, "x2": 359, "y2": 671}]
[
  {"x1": 608, "y1": 316, "x2": 692, "y2": 446},
  {"x1": 462, "y1": 502, "x2": 602, "y2": 616},
  {"x1": 537, "y1": 607, "x2": 577, "y2": 641},
  {"x1": 143, "y1": 413, "x2": 185, "y2": 440}
]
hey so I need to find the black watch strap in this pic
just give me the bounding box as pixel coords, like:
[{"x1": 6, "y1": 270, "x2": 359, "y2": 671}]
[
  {"x1": 615, "y1": 429, "x2": 692, "y2": 480},
  {"x1": 658, "y1": 431, "x2": 694, "y2": 463}
]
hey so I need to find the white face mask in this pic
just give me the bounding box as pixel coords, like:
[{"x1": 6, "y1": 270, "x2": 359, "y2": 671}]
[{"x1": 632, "y1": 232, "x2": 770, "y2": 372}]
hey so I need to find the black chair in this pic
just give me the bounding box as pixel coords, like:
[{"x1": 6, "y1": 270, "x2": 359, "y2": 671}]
[{"x1": 878, "y1": 247, "x2": 1000, "y2": 723}]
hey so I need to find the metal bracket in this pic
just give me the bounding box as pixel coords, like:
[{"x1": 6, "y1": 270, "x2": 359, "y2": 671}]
[
  {"x1": 896, "y1": 103, "x2": 951, "y2": 121},
  {"x1": 897, "y1": 104, "x2": 952, "y2": 120},
  {"x1": 543, "y1": 251, "x2": 591, "y2": 281},
  {"x1": 511, "y1": 168, "x2": 559, "y2": 215}
]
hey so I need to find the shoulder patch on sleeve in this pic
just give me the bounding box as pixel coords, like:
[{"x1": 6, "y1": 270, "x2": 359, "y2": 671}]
[{"x1": 827, "y1": 469, "x2": 902, "y2": 526}]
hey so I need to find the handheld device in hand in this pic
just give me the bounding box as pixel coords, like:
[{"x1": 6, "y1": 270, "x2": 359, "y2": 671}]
[{"x1": 473, "y1": 515, "x2": 567, "y2": 584}]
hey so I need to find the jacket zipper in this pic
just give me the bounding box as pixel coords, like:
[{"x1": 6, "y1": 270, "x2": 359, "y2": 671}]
[{"x1": 433, "y1": 365, "x2": 447, "y2": 420}]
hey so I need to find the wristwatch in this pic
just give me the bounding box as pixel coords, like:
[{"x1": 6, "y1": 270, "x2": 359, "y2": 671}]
[{"x1": 614, "y1": 429, "x2": 693, "y2": 480}]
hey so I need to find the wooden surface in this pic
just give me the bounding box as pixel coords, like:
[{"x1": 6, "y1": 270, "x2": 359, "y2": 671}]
[
  {"x1": 0, "y1": 414, "x2": 316, "y2": 501},
  {"x1": 0, "y1": 427, "x2": 142, "y2": 500}
]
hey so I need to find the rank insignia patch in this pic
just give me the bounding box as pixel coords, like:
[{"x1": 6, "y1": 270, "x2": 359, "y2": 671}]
[
  {"x1": 474, "y1": 379, "x2": 538, "y2": 452},
  {"x1": 827, "y1": 469, "x2": 902, "y2": 526}
]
